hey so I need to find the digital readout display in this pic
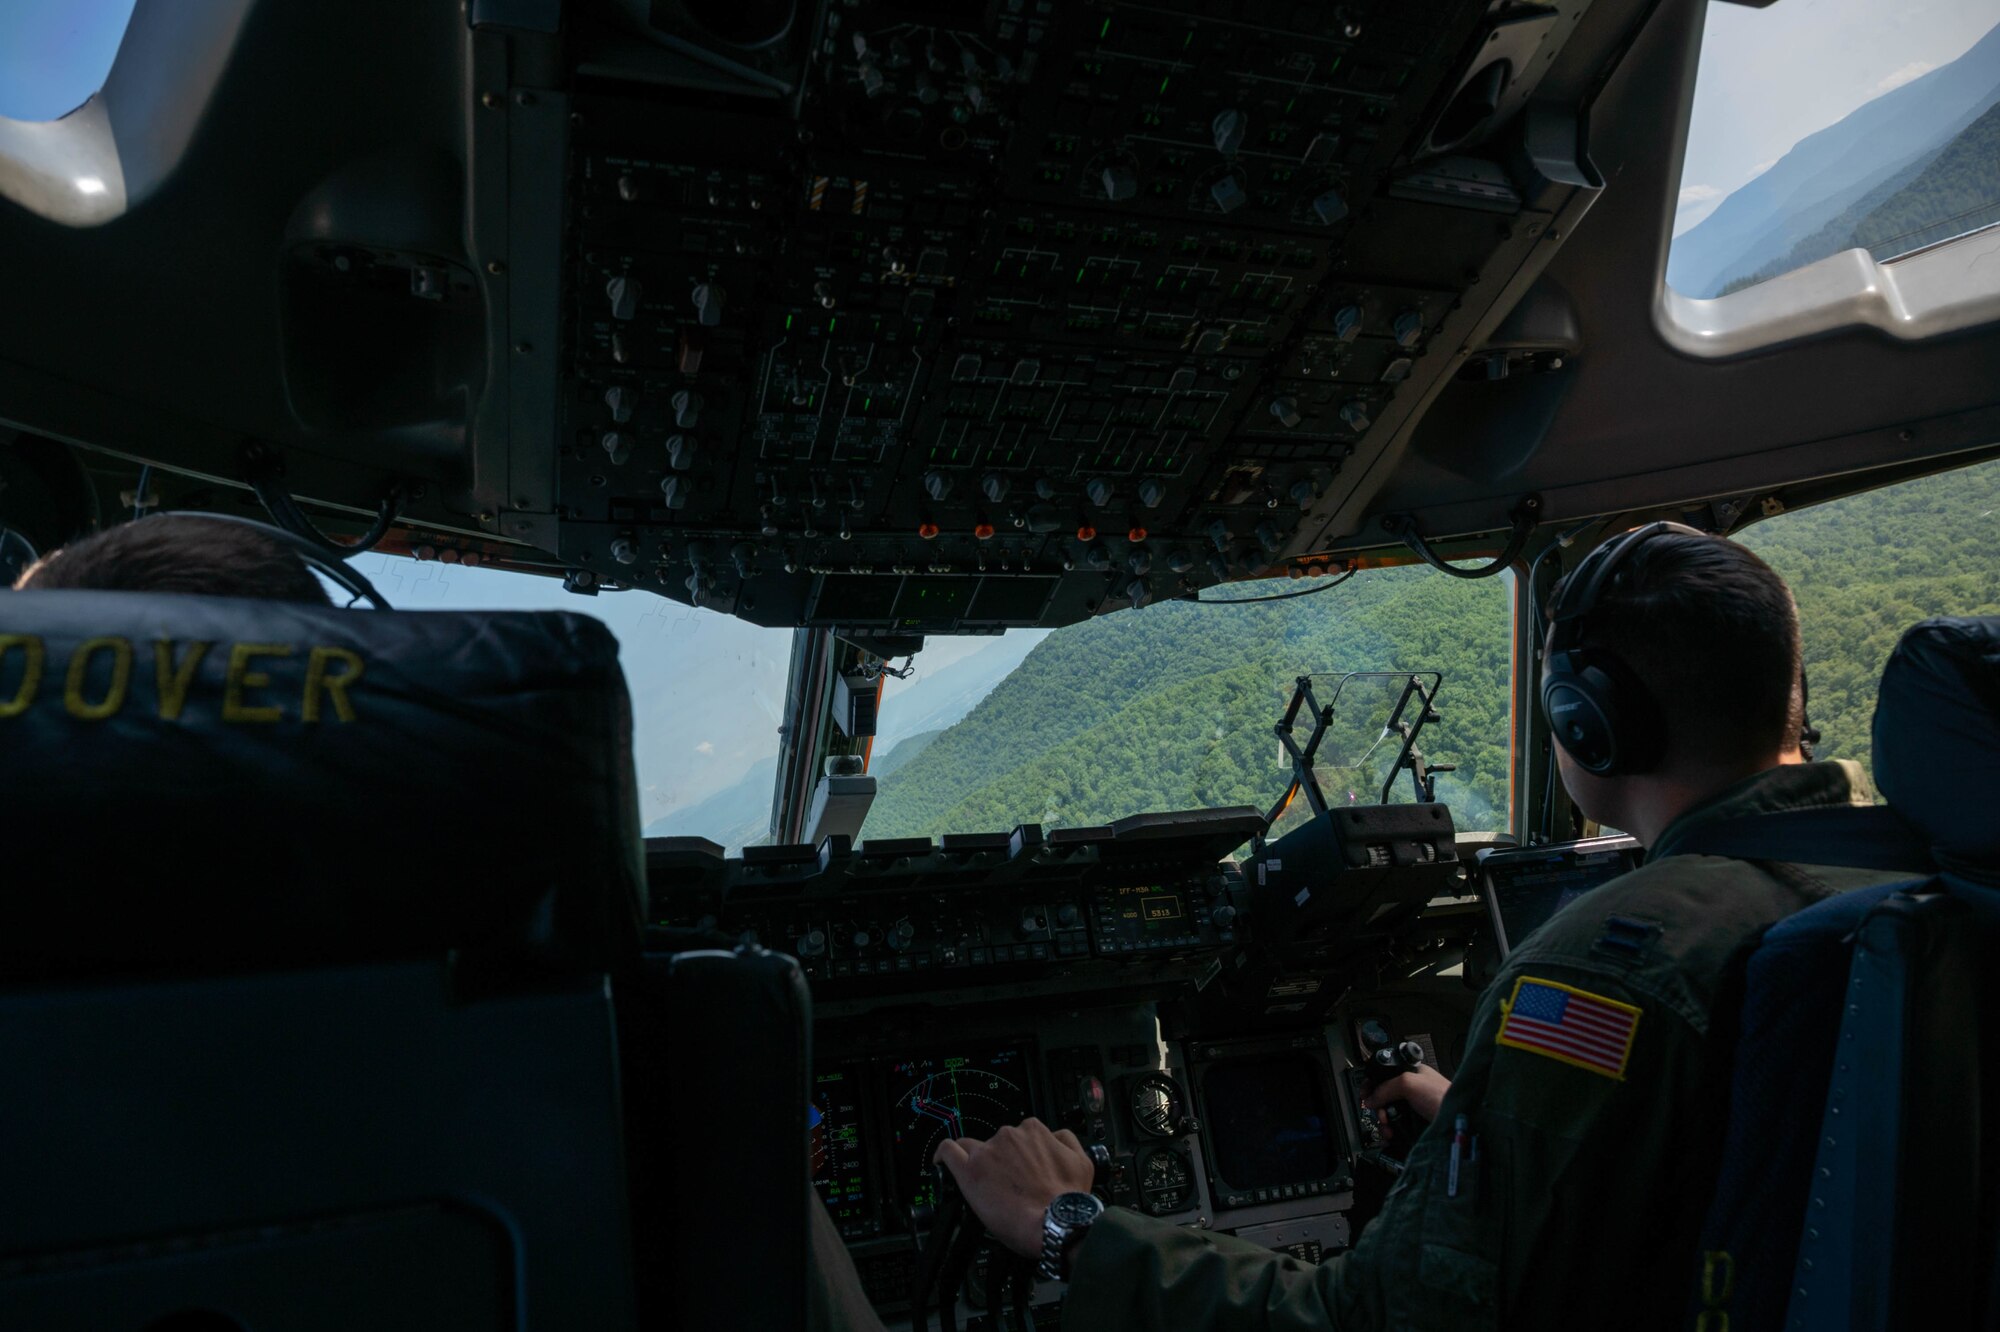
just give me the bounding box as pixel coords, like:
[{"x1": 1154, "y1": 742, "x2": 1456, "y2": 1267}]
[{"x1": 1112, "y1": 884, "x2": 1186, "y2": 930}]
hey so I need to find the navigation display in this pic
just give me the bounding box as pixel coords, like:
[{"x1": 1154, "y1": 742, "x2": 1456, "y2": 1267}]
[
  {"x1": 1202, "y1": 1057, "x2": 1337, "y2": 1196},
  {"x1": 886, "y1": 1046, "x2": 1034, "y2": 1213},
  {"x1": 812, "y1": 1066, "x2": 875, "y2": 1238}
]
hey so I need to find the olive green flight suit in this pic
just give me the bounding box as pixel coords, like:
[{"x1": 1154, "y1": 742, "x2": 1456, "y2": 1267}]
[{"x1": 1066, "y1": 761, "x2": 1897, "y2": 1331}]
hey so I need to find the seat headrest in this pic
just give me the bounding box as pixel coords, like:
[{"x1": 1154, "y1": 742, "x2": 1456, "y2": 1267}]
[
  {"x1": 1, "y1": 590, "x2": 644, "y2": 981},
  {"x1": 1872, "y1": 616, "x2": 2000, "y2": 867}
]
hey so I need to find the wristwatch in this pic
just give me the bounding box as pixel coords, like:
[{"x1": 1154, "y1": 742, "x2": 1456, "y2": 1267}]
[{"x1": 1039, "y1": 1191, "x2": 1106, "y2": 1282}]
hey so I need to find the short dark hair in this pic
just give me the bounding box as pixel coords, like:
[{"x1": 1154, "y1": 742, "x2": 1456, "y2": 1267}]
[
  {"x1": 14, "y1": 515, "x2": 331, "y2": 604},
  {"x1": 1550, "y1": 531, "x2": 1802, "y2": 768}
]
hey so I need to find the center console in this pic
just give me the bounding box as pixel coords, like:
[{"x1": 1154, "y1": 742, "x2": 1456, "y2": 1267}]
[{"x1": 647, "y1": 804, "x2": 1492, "y2": 1326}]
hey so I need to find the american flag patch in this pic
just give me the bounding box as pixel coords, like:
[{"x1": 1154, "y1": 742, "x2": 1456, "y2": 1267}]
[{"x1": 1496, "y1": 976, "x2": 1640, "y2": 1080}]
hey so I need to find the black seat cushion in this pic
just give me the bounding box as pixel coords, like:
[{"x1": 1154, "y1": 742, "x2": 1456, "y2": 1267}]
[
  {"x1": 1872, "y1": 615, "x2": 2000, "y2": 870},
  {"x1": 0, "y1": 590, "x2": 643, "y2": 981}
]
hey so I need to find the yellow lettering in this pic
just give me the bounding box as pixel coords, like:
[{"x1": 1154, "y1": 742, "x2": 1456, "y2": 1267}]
[
  {"x1": 0, "y1": 634, "x2": 45, "y2": 718},
  {"x1": 302, "y1": 646, "x2": 364, "y2": 722},
  {"x1": 1701, "y1": 1250, "x2": 1735, "y2": 1304},
  {"x1": 222, "y1": 642, "x2": 292, "y2": 722},
  {"x1": 154, "y1": 640, "x2": 212, "y2": 721},
  {"x1": 64, "y1": 636, "x2": 133, "y2": 720}
]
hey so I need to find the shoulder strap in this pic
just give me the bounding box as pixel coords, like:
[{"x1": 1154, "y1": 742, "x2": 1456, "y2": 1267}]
[{"x1": 1661, "y1": 805, "x2": 1934, "y2": 874}]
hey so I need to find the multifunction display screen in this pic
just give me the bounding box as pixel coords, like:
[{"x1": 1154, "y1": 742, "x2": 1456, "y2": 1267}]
[
  {"x1": 812, "y1": 1065, "x2": 875, "y2": 1238},
  {"x1": 886, "y1": 1046, "x2": 1034, "y2": 1213},
  {"x1": 1202, "y1": 1057, "x2": 1337, "y2": 1194}
]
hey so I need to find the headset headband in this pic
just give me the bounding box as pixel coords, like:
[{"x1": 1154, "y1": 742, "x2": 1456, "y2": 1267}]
[{"x1": 140, "y1": 511, "x2": 394, "y2": 610}]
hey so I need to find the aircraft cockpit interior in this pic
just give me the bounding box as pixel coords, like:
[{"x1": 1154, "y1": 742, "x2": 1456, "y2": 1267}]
[{"x1": 2, "y1": 0, "x2": 1998, "y2": 1328}]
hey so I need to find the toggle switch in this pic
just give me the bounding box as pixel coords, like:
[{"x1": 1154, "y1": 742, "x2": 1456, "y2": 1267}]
[
  {"x1": 606, "y1": 274, "x2": 641, "y2": 321},
  {"x1": 692, "y1": 282, "x2": 725, "y2": 326}
]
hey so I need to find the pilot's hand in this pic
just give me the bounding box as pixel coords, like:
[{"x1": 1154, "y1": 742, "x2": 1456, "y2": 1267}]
[
  {"x1": 933, "y1": 1117, "x2": 1096, "y2": 1261},
  {"x1": 1362, "y1": 1064, "x2": 1451, "y2": 1129}
]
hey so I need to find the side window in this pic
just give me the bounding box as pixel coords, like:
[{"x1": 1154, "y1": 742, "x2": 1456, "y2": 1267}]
[
  {"x1": 1737, "y1": 457, "x2": 2000, "y2": 782},
  {"x1": 1669, "y1": 1, "x2": 1999, "y2": 299}
]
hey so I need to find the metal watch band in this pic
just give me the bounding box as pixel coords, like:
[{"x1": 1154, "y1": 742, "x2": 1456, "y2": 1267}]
[
  {"x1": 1038, "y1": 1207, "x2": 1068, "y2": 1283},
  {"x1": 1039, "y1": 1192, "x2": 1104, "y2": 1283}
]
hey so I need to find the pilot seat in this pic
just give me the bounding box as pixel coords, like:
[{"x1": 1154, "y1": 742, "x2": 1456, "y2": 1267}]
[
  {"x1": 0, "y1": 589, "x2": 657, "y2": 1329},
  {"x1": 1678, "y1": 616, "x2": 2000, "y2": 1330}
]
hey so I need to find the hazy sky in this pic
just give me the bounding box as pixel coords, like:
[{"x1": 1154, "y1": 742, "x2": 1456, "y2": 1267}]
[
  {"x1": 1675, "y1": 0, "x2": 1998, "y2": 236},
  {"x1": 346, "y1": 554, "x2": 796, "y2": 827},
  {"x1": 0, "y1": 2, "x2": 136, "y2": 120}
]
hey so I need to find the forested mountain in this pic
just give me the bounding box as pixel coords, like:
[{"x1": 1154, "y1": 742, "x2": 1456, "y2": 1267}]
[
  {"x1": 864, "y1": 566, "x2": 1514, "y2": 839},
  {"x1": 1721, "y1": 100, "x2": 2000, "y2": 295},
  {"x1": 1737, "y1": 458, "x2": 2000, "y2": 778},
  {"x1": 1670, "y1": 19, "x2": 2000, "y2": 298},
  {"x1": 872, "y1": 729, "x2": 943, "y2": 779},
  {"x1": 861, "y1": 458, "x2": 2000, "y2": 841}
]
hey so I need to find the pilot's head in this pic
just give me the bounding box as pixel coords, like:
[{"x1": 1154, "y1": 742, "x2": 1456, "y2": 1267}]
[
  {"x1": 13, "y1": 514, "x2": 331, "y2": 604},
  {"x1": 1544, "y1": 528, "x2": 1804, "y2": 834}
]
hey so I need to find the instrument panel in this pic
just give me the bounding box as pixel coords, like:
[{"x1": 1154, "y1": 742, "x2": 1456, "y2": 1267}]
[
  {"x1": 646, "y1": 808, "x2": 1261, "y2": 1008},
  {"x1": 545, "y1": 0, "x2": 1595, "y2": 629},
  {"x1": 800, "y1": 1011, "x2": 1368, "y2": 1318},
  {"x1": 647, "y1": 806, "x2": 1501, "y2": 1320}
]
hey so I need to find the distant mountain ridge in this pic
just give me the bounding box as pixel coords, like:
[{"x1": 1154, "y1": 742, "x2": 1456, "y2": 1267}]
[
  {"x1": 645, "y1": 753, "x2": 776, "y2": 849},
  {"x1": 873, "y1": 729, "x2": 943, "y2": 780},
  {"x1": 1721, "y1": 99, "x2": 2000, "y2": 293},
  {"x1": 1671, "y1": 19, "x2": 2000, "y2": 298}
]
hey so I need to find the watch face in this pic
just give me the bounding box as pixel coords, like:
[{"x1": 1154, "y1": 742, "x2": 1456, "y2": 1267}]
[{"x1": 1050, "y1": 1192, "x2": 1104, "y2": 1226}]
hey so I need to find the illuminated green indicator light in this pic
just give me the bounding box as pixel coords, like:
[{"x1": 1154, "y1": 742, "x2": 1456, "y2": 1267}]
[
  {"x1": 1158, "y1": 76, "x2": 1171, "y2": 95},
  {"x1": 1099, "y1": 17, "x2": 1111, "y2": 38},
  {"x1": 1182, "y1": 31, "x2": 1193, "y2": 48},
  {"x1": 784, "y1": 314, "x2": 794, "y2": 330},
  {"x1": 1075, "y1": 267, "x2": 1086, "y2": 283},
  {"x1": 864, "y1": 396, "x2": 873, "y2": 410},
  {"x1": 828, "y1": 317, "x2": 838, "y2": 334}
]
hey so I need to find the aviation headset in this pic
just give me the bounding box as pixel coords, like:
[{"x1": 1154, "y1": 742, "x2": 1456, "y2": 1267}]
[
  {"x1": 8, "y1": 511, "x2": 395, "y2": 609},
  {"x1": 162, "y1": 512, "x2": 394, "y2": 608},
  {"x1": 1539, "y1": 520, "x2": 1707, "y2": 776}
]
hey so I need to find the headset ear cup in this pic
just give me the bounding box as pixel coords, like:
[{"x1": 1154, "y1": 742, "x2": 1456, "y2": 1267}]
[{"x1": 1542, "y1": 648, "x2": 1664, "y2": 776}]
